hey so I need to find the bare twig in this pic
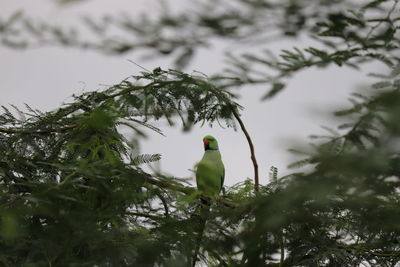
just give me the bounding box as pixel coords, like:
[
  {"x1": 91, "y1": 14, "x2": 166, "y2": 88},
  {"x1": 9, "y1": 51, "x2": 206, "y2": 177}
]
[
  {"x1": 279, "y1": 232, "x2": 285, "y2": 267},
  {"x1": 232, "y1": 109, "x2": 259, "y2": 192}
]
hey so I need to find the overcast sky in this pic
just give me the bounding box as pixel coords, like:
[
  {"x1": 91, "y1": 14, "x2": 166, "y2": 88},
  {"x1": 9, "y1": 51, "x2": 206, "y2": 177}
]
[{"x1": 0, "y1": 0, "x2": 383, "y2": 187}]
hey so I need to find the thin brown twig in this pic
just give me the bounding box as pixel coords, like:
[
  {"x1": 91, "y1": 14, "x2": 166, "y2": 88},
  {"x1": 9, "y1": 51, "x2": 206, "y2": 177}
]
[
  {"x1": 337, "y1": 243, "x2": 400, "y2": 258},
  {"x1": 126, "y1": 211, "x2": 164, "y2": 221},
  {"x1": 232, "y1": 109, "x2": 259, "y2": 192}
]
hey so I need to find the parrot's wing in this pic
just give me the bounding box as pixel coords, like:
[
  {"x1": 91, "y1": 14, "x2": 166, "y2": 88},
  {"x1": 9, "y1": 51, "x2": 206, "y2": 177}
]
[
  {"x1": 196, "y1": 160, "x2": 223, "y2": 196},
  {"x1": 221, "y1": 164, "x2": 225, "y2": 189}
]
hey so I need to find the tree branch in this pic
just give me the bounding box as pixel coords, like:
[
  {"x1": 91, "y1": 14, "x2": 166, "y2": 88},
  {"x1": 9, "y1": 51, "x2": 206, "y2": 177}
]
[
  {"x1": 337, "y1": 243, "x2": 400, "y2": 258},
  {"x1": 126, "y1": 211, "x2": 164, "y2": 221},
  {"x1": 0, "y1": 124, "x2": 76, "y2": 134},
  {"x1": 143, "y1": 174, "x2": 238, "y2": 208}
]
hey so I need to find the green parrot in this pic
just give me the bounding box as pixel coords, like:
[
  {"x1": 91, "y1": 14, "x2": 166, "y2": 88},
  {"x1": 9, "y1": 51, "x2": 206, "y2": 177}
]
[
  {"x1": 195, "y1": 135, "x2": 225, "y2": 199},
  {"x1": 192, "y1": 135, "x2": 225, "y2": 266}
]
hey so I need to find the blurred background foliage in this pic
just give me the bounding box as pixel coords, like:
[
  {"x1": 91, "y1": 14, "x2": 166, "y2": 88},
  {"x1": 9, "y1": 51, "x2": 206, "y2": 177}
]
[{"x1": 1, "y1": 0, "x2": 400, "y2": 266}]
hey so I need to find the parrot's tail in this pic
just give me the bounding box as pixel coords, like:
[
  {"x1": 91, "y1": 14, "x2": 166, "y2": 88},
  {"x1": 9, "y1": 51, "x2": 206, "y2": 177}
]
[{"x1": 191, "y1": 206, "x2": 210, "y2": 267}]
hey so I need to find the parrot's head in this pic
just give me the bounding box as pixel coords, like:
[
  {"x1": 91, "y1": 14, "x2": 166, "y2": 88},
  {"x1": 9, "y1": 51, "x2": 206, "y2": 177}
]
[{"x1": 203, "y1": 135, "x2": 219, "y2": 151}]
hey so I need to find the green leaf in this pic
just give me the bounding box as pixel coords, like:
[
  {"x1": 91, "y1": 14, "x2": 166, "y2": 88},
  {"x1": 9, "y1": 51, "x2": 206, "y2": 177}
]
[
  {"x1": 131, "y1": 154, "x2": 161, "y2": 165},
  {"x1": 363, "y1": 0, "x2": 390, "y2": 9},
  {"x1": 262, "y1": 82, "x2": 285, "y2": 100},
  {"x1": 0, "y1": 213, "x2": 21, "y2": 240},
  {"x1": 85, "y1": 108, "x2": 114, "y2": 129}
]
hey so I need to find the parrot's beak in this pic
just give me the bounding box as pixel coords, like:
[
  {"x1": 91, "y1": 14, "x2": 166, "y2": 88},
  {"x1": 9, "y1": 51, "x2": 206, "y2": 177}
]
[{"x1": 203, "y1": 139, "x2": 209, "y2": 149}]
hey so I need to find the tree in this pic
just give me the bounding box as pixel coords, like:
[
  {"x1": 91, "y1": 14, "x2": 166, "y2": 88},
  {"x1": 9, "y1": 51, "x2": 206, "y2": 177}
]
[{"x1": 1, "y1": 0, "x2": 400, "y2": 266}]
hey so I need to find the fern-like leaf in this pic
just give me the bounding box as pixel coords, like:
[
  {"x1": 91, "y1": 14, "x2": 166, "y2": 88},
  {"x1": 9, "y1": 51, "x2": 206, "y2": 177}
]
[{"x1": 131, "y1": 154, "x2": 161, "y2": 165}]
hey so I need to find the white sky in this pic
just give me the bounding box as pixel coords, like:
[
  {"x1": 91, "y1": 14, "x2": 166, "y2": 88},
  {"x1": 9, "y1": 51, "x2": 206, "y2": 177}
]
[{"x1": 0, "y1": 0, "x2": 383, "y2": 186}]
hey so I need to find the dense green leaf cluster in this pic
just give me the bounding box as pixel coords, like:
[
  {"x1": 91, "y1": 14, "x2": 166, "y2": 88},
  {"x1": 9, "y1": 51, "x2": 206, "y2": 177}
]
[{"x1": 0, "y1": 69, "x2": 241, "y2": 266}]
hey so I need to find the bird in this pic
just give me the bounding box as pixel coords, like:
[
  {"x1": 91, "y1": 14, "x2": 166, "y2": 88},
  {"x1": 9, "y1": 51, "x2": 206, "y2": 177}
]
[
  {"x1": 192, "y1": 135, "x2": 225, "y2": 266},
  {"x1": 195, "y1": 135, "x2": 225, "y2": 200}
]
